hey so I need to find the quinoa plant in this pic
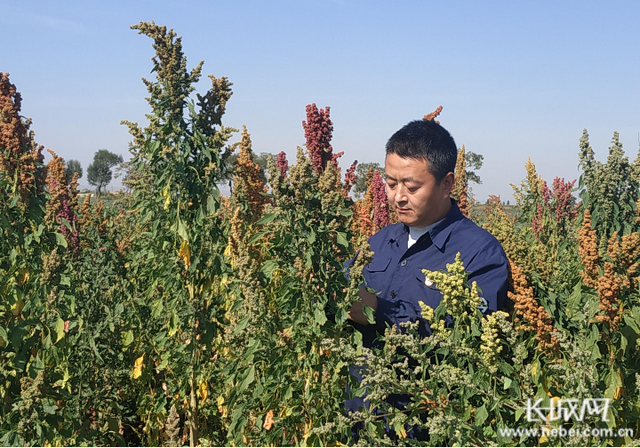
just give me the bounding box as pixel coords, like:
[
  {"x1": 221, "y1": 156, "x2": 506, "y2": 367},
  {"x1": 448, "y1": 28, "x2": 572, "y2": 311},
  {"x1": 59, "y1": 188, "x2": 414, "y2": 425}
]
[
  {"x1": 119, "y1": 22, "x2": 236, "y2": 446},
  {"x1": 219, "y1": 107, "x2": 367, "y2": 446}
]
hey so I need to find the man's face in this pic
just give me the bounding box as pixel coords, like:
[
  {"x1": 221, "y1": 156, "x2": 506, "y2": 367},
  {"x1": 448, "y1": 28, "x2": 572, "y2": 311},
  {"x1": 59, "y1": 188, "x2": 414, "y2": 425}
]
[{"x1": 384, "y1": 153, "x2": 453, "y2": 228}]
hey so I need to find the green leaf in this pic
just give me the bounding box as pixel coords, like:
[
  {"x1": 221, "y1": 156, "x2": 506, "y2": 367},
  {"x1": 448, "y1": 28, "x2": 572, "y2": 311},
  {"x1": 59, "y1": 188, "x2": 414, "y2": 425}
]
[
  {"x1": 148, "y1": 140, "x2": 161, "y2": 155},
  {"x1": 238, "y1": 365, "x2": 255, "y2": 394},
  {"x1": 10, "y1": 324, "x2": 27, "y2": 349},
  {"x1": 233, "y1": 317, "x2": 250, "y2": 336},
  {"x1": 362, "y1": 304, "x2": 376, "y2": 325},
  {"x1": 566, "y1": 282, "x2": 582, "y2": 320},
  {"x1": 307, "y1": 229, "x2": 316, "y2": 244},
  {"x1": 89, "y1": 336, "x2": 104, "y2": 363},
  {"x1": 314, "y1": 306, "x2": 327, "y2": 326},
  {"x1": 248, "y1": 229, "x2": 270, "y2": 245},
  {"x1": 177, "y1": 218, "x2": 188, "y2": 241},
  {"x1": 393, "y1": 423, "x2": 405, "y2": 439},
  {"x1": 157, "y1": 351, "x2": 170, "y2": 371},
  {"x1": 503, "y1": 377, "x2": 512, "y2": 390},
  {"x1": 617, "y1": 324, "x2": 629, "y2": 351},
  {"x1": 305, "y1": 250, "x2": 313, "y2": 266},
  {"x1": 107, "y1": 416, "x2": 120, "y2": 433},
  {"x1": 207, "y1": 194, "x2": 216, "y2": 214},
  {"x1": 336, "y1": 232, "x2": 349, "y2": 248},
  {"x1": 606, "y1": 366, "x2": 622, "y2": 396},
  {"x1": 515, "y1": 408, "x2": 524, "y2": 422},
  {"x1": 122, "y1": 330, "x2": 134, "y2": 348},
  {"x1": 586, "y1": 324, "x2": 600, "y2": 350},
  {"x1": 283, "y1": 383, "x2": 293, "y2": 401},
  {"x1": 55, "y1": 233, "x2": 68, "y2": 248},
  {"x1": 335, "y1": 307, "x2": 348, "y2": 326},
  {"x1": 474, "y1": 404, "x2": 488, "y2": 426},
  {"x1": 114, "y1": 302, "x2": 124, "y2": 316},
  {"x1": 261, "y1": 260, "x2": 279, "y2": 279},
  {"x1": 255, "y1": 213, "x2": 276, "y2": 225},
  {"x1": 59, "y1": 216, "x2": 74, "y2": 233},
  {"x1": 151, "y1": 298, "x2": 164, "y2": 319},
  {"x1": 168, "y1": 312, "x2": 179, "y2": 337},
  {"x1": 623, "y1": 314, "x2": 640, "y2": 334},
  {"x1": 54, "y1": 317, "x2": 65, "y2": 344},
  {"x1": 42, "y1": 401, "x2": 58, "y2": 415}
]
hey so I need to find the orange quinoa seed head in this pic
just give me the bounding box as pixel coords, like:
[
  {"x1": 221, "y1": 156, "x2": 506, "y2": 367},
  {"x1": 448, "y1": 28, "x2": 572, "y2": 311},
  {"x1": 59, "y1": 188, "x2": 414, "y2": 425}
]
[
  {"x1": 508, "y1": 260, "x2": 558, "y2": 353},
  {"x1": 0, "y1": 73, "x2": 47, "y2": 204},
  {"x1": 596, "y1": 262, "x2": 622, "y2": 332},
  {"x1": 577, "y1": 209, "x2": 600, "y2": 288}
]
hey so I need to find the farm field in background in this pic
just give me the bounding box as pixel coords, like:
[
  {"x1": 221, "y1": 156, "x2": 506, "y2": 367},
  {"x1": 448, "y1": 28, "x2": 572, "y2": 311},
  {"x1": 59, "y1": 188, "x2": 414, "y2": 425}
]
[{"x1": 2, "y1": 23, "x2": 640, "y2": 447}]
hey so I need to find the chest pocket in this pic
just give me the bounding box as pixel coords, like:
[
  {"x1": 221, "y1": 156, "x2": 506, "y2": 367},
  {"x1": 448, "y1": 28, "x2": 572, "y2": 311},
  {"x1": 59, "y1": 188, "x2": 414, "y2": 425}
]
[
  {"x1": 413, "y1": 272, "x2": 442, "y2": 310},
  {"x1": 363, "y1": 257, "x2": 391, "y2": 297}
]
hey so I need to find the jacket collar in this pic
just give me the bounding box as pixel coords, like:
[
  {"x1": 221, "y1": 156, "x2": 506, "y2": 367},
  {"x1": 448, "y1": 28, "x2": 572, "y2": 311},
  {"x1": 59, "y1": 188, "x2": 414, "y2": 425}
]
[
  {"x1": 429, "y1": 199, "x2": 463, "y2": 251},
  {"x1": 391, "y1": 199, "x2": 463, "y2": 251}
]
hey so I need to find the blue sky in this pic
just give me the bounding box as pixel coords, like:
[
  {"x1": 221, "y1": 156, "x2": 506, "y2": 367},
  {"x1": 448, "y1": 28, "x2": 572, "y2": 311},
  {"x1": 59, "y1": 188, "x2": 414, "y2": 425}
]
[{"x1": 3, "y1": 1, "x2": 639, "y2": 201}]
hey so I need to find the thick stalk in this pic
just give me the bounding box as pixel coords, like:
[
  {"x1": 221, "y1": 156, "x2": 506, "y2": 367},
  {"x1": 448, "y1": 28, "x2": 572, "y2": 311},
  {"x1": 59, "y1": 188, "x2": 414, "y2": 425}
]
[
  {"x1": 187, "y1": 280, "x2": 199, "y2": 447},
  {"x1": 189, "y1": 373, "x2": 198, "y2": 446}
]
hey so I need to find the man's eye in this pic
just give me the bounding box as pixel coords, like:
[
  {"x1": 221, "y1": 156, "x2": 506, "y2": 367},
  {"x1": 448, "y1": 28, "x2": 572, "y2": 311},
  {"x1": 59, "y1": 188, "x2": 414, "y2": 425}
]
[
  {"x1": 387, "y1": 183, "x2": 396, "y2": 189},
  {"x1": 408, "y1": 187, "x2": 418, "y2": 193}
]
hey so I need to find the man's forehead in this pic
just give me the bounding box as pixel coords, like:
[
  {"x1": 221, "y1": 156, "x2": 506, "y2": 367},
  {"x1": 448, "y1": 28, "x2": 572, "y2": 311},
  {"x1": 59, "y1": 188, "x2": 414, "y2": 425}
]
[
  {"x1": 385, "y1": 154, "x2": 430, "y2": 176},
  {"x1": 385, "y1": 153, "x2": 430, "y2": 166},
  {"x1": 385, "y1": 174, "x2": 421, "y2": 183}
]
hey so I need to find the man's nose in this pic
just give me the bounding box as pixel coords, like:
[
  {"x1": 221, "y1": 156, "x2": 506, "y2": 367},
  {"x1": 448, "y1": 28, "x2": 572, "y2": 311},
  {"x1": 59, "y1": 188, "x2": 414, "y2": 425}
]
[{"x1": 394, "y1": 185, "x2": 408, "y2": 204}]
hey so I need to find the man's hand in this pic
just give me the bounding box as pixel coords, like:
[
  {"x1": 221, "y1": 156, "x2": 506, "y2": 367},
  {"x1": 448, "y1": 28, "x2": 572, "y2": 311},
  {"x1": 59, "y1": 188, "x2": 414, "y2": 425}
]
[{"x1": 347, "y1": 287, "x2": 378, "y2": 325}]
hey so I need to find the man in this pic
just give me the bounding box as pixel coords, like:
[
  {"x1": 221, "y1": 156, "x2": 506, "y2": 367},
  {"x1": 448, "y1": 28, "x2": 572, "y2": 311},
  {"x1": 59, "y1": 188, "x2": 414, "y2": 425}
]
[
  {"x1": 348, "y1": 119, "x2": 509, "y2": 340},
  {"x1": 343, "y1": 120, "x2": 510, "y2": 438}
]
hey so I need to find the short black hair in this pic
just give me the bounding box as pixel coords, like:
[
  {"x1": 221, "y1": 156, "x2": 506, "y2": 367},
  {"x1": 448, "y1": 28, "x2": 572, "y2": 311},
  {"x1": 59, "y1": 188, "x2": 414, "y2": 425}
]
[{"x1": 385, "y1": 119, "x2": 457, "y2": 183}]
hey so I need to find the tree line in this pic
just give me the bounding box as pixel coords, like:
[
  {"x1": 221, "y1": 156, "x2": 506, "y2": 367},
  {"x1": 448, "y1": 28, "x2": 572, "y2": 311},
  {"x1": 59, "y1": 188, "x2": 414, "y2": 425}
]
[{"x1": 65, "y1": 148, "x2": 485, "y2": 199}]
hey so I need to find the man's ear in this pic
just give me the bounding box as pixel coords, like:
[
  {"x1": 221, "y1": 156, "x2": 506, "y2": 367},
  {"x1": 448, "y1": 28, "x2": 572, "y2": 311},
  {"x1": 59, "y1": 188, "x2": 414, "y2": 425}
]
[{"x1": 442, "y1": 172, "x2": 455, "y2": 196}]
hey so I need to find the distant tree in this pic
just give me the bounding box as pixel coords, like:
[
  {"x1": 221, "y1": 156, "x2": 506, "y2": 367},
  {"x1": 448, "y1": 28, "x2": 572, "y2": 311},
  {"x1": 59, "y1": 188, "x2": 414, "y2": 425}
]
[
  {"x1": 352, "y1": 162, "x2": 383, "y2": 198},
  {"x1": 114, "y1": 159, "x2": 152, "y2": 193},
  {"x1": 350, "y1": 153, "x2": 480, "y2": 200},
  {"x1": 219, "y1": 152, "x2": 238, "y2": 187},
  {"x1": 254, "y1": 152, "x2": 275, "y2": 182},
  {"x1": 485, "y1": 199, "x2": 490, "y2": 204},
  {"x1": 114, "y1": 160, "x2": 132, "y2": 189},
  {"x1": 221, "y1": 151, "x2": 274, "y2": 187},
  {"x1": 507, "y1": 200, "x2": 510, "y2": 205},
  {"x1": 465, "y1": 151, "x2": 484, "y2": 185},
  {"x1": 87, "y1": 149, "x2": 123, "y2": 196},
  {"x1": 64, "y1": 159, "x2": 83, "y2": 182}
]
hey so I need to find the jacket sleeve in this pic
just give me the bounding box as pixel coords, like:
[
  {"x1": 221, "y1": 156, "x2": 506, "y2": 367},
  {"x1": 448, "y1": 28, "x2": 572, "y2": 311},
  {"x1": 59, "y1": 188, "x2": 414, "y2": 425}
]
[{"x1": 466, "y1": 252, "x2": 510, "y2": 314}]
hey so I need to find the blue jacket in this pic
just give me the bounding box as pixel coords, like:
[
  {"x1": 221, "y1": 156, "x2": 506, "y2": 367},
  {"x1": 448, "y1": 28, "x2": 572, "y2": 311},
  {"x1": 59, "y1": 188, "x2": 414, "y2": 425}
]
[
  {"x1": 344, "y1": 200, "x2": 509, "y2": 435},
  {"x1": 351, "y1": 199, "x2": 509, "y2": 346}
]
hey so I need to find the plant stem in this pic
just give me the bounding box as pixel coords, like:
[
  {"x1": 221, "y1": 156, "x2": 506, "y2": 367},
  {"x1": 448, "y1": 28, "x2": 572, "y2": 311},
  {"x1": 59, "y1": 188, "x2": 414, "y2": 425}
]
[{"x1": 189, "y1": 373, "x2": 198, "y2": 446}]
